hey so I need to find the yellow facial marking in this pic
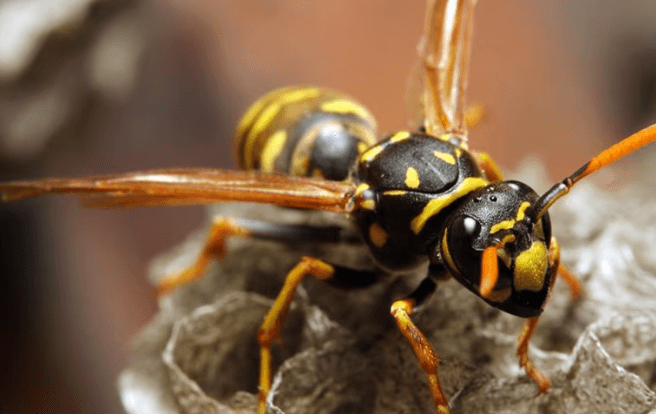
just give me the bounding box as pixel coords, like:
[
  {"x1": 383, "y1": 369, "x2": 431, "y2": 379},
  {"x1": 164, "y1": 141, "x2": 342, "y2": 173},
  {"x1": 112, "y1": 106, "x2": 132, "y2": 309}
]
[
  {"x1": 516, "y1": 201, "x2": 531, "y2": 221},
  {"x1": 369, "y1": 222, "x2": 388, "y2": 248},
  {"x1": 433, "y1": 151, "x2": 456, "y2": 165},
  {"x1": 490, "y1": 219, "x2": 514, "y2": 234},
  {"x1": 320, "y1": 99, "x2": 372, "y2": 120},
  {"x1": 411, "y1": 177, "x2": 487, "y2": 234},
  {"x1": 390, "y1": 130, "x2": 411, "y2": 143},
  {"x1": 513, "y1": 241, "x2": 548, "y2": 292},
  {"x1": 357, "y1": 142, "x2": 368, "y2": 155},
  {"x1": 485, "y1": 287, "x2": 511, "y2": 303},
  {"x1": 360, "y1": 145, "x2": 383, "y2": 163},
  {"x1": 489, "y1": 201, "x2": 532, "y2": 235},
  {"x1": 404, "y1": 167, "x2": 420, "y2": 189},
  {"x1": 438, "y1": 133, "x2": 451, "y2": 142},
  {"x1": 260, "y1": 130, "x2": 287, "y2": 172}
]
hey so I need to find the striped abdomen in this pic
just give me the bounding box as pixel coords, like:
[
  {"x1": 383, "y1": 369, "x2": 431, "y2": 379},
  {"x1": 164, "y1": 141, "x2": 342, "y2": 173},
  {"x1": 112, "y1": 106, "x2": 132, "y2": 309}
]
[{"x1": 235, "y1": 86, "x2": 377, "y2": 181}]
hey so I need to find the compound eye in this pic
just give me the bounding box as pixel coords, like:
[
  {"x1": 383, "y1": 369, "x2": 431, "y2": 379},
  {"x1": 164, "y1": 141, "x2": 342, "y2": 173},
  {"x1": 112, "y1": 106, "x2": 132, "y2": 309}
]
[
  {"x1": 444, "y1": 215, "x2": 484, "y2": 281},
  {"x1": 450, "y1": 215, "x2": 482, "y2": 248}
]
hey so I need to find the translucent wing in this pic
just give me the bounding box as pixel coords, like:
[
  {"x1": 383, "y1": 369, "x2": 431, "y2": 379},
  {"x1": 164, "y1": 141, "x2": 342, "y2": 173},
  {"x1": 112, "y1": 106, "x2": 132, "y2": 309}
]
[
  {"x1": 406, "y1": 0, "x2": 477, "y2": 137},
  {"x1": 0, "y1": 168, "x2": 355, "y2": 213}
]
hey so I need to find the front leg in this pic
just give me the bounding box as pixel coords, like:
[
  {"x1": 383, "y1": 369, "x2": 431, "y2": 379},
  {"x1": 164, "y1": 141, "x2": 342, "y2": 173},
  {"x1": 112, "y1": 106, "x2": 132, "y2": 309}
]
[{"x1": 390, "y1": 278, "x2": 451, "y2": 414}]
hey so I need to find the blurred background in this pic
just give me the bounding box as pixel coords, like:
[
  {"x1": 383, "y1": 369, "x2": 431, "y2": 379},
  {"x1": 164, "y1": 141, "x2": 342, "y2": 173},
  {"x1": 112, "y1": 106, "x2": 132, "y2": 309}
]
[{"x1": 0, "y1": 0, "x2": 655, "y2": 412}]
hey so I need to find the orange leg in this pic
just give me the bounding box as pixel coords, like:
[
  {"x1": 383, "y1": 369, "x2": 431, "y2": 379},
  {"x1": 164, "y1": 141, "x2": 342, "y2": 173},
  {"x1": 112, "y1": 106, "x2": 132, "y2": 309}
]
[
  {"x1": 557, "y1": 263, "x2": 582, "y2": 300},
  {"x1": 549, "y1": 237, "x2": 582, "y2": 300},
  {"x1": 391, "y1": 298, "x2": 451, "y2": 414},
  {"x1": 516, "y1": 316, "x2": 550, "y2": 394},
  {"x1": 473, "y1": 151, "x2": 504, "y2": 182},
  {"x1": 515, "y1": 235, "x2": 580, "y2": 394},
  {"x1": 256, "y1": 256, "x2": 335, "y2": 414},
  {"x1": 156, "y1": 217, "x2": 250, "y2": 296}
]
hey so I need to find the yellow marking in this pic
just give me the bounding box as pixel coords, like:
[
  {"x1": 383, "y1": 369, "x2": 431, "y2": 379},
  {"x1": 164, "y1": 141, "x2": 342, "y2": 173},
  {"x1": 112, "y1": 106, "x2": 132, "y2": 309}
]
[
  {"x1": 516, "y1": 201, "x2": 531, "y2": 221},
  {"x1": 369, "y1": 223, "x2": 388, "y2": 248},
  {"x1": 259, "y1": 130, "x2": 287, "y2": 172},
  {"x1": 383, "y1": 190, "x2": 407, "y2": 196},
  {"x1": 441, "y1": 230, "x2": 458, "y2": 273},
  {"x1": 235, "y1": 86, "x2": 292, "y2": 139},
  {"x1": 243, "y1": 102, "x2": 281, "y2": 168},
  {"x1": 411, "y1": 177, "x2": 487, "y2": 234},
  {"x1": 486, "y1": 287, "x2": 511, "y2": 303},
  {"x1": 354, "y1": 183, "x2": 370, "y2": 197},
  {"x1": 497, "y1": 248, "x2": 512, "y2": 268},
  {"x1": 361, "y1": 199, "x2": 376, "y2": 210},
  {"x1": 514, "y1": 241, "x2": 548, "y2": 292},
  {"x1": 390, "y1": 131, "x2": 411, "y2": 143},
  {"x1": 279, "y1": 87, "x2": 321, "y2": 104},
  {"x1": 404, "y1": 167, "x2": 420, "y2": 189},
  {"x1": 349, "y1": 123, "x2": 378, "y2": 147},
  {"x1": 490, "y1": 219, "x2": 515, "y2": 234},
  {"x1": 433, "y1": 151, "x2": 456, "y2": 165},
  {"x1": 360, "y1": 145, "x2": 383, "y2": 163},
  {"x1": 489, "y1": 201, "x2": 532, "y2": 234},
  {"x1": 320, "y1": 99, "x2": 372, "y2": 120},
  {"x1": 438, "y1": 133, "x2": 451, "y2": 142},
  {"x1": 243, "y1": 88, "x2": 321, "y2": 169}
]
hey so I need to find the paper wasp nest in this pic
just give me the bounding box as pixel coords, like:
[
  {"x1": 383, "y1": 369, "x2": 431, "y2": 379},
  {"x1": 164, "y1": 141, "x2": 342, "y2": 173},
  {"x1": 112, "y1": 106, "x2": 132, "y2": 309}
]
[{"x1": 119, "y1": 159, "x2": 656, "y2": 414}]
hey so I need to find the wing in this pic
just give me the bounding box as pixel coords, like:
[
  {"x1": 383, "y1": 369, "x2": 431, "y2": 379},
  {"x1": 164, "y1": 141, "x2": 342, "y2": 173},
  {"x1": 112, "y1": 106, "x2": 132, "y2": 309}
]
[
  {"x1": 0, "y1": 168, "x2": 356, "y2": 213},
  {"x1": 407, "y1": 0, "x2": 477, "y2": 137}
]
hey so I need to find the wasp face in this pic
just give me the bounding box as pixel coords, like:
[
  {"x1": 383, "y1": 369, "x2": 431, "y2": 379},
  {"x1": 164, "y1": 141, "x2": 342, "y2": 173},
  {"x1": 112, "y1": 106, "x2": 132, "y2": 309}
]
[{"x1": 437, "y1": 181, "x2": 554, "y2": 317}]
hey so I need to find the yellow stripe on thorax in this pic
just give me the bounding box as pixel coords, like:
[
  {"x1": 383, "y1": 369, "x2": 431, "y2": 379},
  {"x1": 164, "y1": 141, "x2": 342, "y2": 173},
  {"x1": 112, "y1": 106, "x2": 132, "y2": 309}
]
[{"x1": 411, "y1": 177, "x2": 487, "y2": 234}]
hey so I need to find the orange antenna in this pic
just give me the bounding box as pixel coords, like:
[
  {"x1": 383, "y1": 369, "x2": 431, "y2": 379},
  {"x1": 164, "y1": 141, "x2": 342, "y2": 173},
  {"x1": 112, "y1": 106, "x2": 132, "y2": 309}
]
[
  {"x1": 480, "y1": 231, "x2": 514, "y2": 298},
  {"x1": 480, "y1": 246, "x2": 499, "y2": 298},
  {"x1": 527, "y1": 122, "x2": 656, "y2": 223}
]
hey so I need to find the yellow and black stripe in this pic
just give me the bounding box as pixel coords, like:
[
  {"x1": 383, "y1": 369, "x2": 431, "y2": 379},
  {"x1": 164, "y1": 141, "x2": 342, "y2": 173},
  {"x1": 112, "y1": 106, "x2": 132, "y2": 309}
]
[{"x1": 235, "y1": 86, "x2": 377, "y2": 181}]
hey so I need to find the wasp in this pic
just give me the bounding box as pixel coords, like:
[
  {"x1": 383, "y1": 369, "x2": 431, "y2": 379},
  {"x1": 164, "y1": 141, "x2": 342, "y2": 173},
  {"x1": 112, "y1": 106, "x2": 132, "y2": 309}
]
[{"x1": 2, "y1": 0, "x2": 656, "y2": 413}]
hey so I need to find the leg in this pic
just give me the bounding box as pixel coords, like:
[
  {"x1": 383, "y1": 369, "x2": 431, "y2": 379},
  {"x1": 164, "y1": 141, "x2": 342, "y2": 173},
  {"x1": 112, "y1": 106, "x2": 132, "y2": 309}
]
[
  {"x1": 550, "y1": 236, "x2": 582, "y2": 299},
  {"x1": 515, "y1": 236, "x2": 578, "y2": 394},
  {"x1": 391, "y1": 279, "x2": 451, "y2": 414},
  {"x1": 516, "y1": 316, "x2": 550, "y2": 394},
  {"x1": 256, "y1": 256, "x2": 337, "y2": 414},
  {"x1": 473, "y1": 151, "x2": 504, "y2": 182},
  {"x1": 156, "y1": 217, "x2": 250, "y2": 296}
]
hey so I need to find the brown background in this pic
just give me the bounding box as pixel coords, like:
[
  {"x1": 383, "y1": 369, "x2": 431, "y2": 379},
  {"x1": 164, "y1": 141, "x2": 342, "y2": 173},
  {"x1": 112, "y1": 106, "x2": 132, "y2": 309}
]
[{"x1": 1, "y1": 1, "x2": 655, "y2": 413}]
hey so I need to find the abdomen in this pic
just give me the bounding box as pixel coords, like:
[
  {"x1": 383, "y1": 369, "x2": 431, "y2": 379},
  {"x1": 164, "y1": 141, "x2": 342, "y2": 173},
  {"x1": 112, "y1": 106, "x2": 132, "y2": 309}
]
[{"x1": 234, "y1": 86, "x2": 377, "y2": 181}]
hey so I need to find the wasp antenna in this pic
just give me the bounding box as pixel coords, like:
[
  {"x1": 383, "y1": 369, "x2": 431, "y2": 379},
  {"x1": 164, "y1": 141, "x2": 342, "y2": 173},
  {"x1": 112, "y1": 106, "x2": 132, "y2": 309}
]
[{"x1": 528, "y1": 121, "x2": 656, "y2": 223}]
